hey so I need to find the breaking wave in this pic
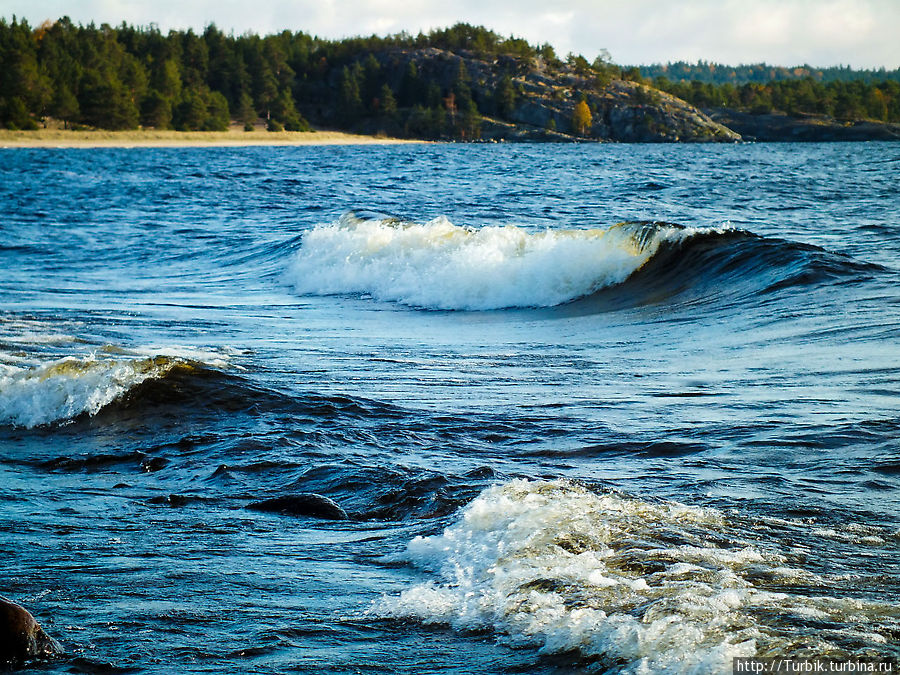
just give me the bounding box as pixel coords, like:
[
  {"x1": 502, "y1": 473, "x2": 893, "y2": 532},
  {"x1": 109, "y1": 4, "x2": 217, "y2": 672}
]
[
  {"x1": 288, "y1": 213, "x2": 720, "y2": 310},
  {"x1": 288, "y1": 214, "x2": 878, "y2": 311},
  {"x1": 0, "y1": 349, "x2": 232, "y2": 428},
  {"x1": 376, "y1": 480, "x2": 899, "y2": 673}
]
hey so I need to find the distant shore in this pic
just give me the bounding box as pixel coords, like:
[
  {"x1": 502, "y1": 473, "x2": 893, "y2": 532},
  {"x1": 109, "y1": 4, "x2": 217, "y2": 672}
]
[{"x1": 0, "y1": 125, "x2": 425, "y2": 148}]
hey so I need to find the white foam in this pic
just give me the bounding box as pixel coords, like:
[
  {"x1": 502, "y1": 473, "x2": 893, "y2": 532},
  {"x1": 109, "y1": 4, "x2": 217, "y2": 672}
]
[
  {"x1": 288, "y1": 215, "x2": 711, "y2": 310},
  {"x1": 375, "y1": 480, "x2": 899, "y2": 673},
  {"x1": 0, "y1": 350, "x2": 229, "y2": 428}
]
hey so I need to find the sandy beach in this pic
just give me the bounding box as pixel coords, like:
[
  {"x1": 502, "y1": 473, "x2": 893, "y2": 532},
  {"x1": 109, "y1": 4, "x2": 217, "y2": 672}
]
[{"x1": 0, "y1": 126, "x2": 424, "y2": 148}]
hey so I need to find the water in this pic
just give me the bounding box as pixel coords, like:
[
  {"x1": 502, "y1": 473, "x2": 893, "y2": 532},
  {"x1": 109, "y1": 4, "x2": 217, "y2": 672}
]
[{"x1": 1, "y1": 142, "x2": 899, "y2": 673}]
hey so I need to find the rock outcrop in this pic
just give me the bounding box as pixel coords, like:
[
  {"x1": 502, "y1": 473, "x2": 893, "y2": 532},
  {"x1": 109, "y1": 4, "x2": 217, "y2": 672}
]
[
  {"x1": 497, "y1": 77, "x2": 739, "y2": 142},
  {"x1": 706, "y1": 108, "x2": 900, "y2": 142},
  {"x1": 366, "y1": 48, "x2": 740, "y2": 142},
  {"x1": 0, "y1": 597, "x2": 63, "y2": 666}
]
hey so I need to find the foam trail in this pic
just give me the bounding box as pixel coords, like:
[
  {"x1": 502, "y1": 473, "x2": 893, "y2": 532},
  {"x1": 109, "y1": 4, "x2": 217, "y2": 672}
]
[
  {"x1": 376, "y1": 480, "x2": 899, "y2": 673},
  {"x1": 288, "y1": 214, "x2": 718, "y2": 310},
  {"x1": 0, "y1": 351, "x2": 229, "y2": 428}
]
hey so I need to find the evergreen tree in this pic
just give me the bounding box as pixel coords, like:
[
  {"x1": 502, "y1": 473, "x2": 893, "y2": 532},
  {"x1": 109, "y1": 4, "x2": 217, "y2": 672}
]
[
  {"x1": 379, "y1": 83, "x2": 397, "y2": 117},
  {"x1": 460, "y1": 97, "x2": 481, "y2": 139},
  {"x1": 398, "y1": 61, "x2": 422, "y2": 107},
  {"x1": 495, "y1": 76, "x2": 516, "y2": 118},
  {"x1": 271, "y1": 88, "x2": 309, "y2": 130},
  {"x1": 152, "y1": 59, "x2": 182, "y2": 101},
  {"x1": 424, "y1": 82, "x2": 442, "y2": 109},
  {"x1": 255, "y1": 65, "x2": 278, "y2": 120},
  {"x1": 140, "y1": 89, "x2": 171, "y2": 128},
  {"x1": 172, "y1": 88, "x2": 207, "y2": 130},
  {"x1": 337, "y1": 65, "x2": 362, "y2": 123},
  {"x1": 204, "y1": 90, "x2": 230, "y2": 130},
  {"x1": 0, "y1": 96, "x2": 36, "y2": 129},
  {"x1": 79, "y1": 69, "x2": 139, "y2": 129},
  {"x1": 238, "y1": 91, "x2": 256, "y2": 129},
  {"x1": 50, "y1": 83, "x2": 79, "y2": 128},
  {"x1": 362, "y1": 53, "x2": 381, "y2": 110}
]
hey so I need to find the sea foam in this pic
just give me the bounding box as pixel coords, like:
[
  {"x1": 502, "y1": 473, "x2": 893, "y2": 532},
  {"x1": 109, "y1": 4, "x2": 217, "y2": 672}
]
[
  {"x1": 376, "y1": 479, "x2": 898, "y2": 673},
  {"x1": 0, "y1": 349, "x2": 230, "y2": 428},
  {"x1": 288, "y1": 214, "x2": 711, "y2": 310}
]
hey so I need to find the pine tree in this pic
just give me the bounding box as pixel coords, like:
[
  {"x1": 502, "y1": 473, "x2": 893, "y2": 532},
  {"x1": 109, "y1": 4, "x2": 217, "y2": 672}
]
[
  {"x1": 460, "y1": 97, "x2": 481, "y2": 139},
  {"x1": 272, "y1": 88, "x2": 309, "y2": 130},
  {"x1": 204, "y1": 90, "x2": 230, "y2": 130},
  {"x1": 379, "y1": 83, "x2": 397, "y2": 117},
  {"x1": 337, "y1": 65, "x2": 362, "y2": 124},
  {"x1": 495, "y1": 76, "x2": 516, "y2": 118},
  {"x1": 140, "y1": 89, "x2": 171, "y2": 128},
  {"x1": 399, "y1": 61, "x2": 422, "y2": 107},
  {"x1": 172, "y1": 89, "x2": 207, "y2": 130},
  {"x1": 50, "y1": 83, "x2": 79, "y2": 128},
  {"x1": 79, "y1": 70, "x2": 139, "y2": 129},
  {"x1": 238, "y1": 92, "x2": 256, "y2": 130}
]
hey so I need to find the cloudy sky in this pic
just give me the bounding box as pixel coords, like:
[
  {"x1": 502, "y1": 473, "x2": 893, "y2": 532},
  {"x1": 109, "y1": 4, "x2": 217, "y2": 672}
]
[{"x1": 7, "y1": 0, "x2": 900, "y2": 68}]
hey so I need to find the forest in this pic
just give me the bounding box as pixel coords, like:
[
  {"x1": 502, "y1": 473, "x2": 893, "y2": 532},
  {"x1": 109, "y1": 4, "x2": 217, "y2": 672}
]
[
  {"x1": 637, "y1": 61, "x2": 900, "y2": 86},
  {"x1": 0, "y1": 18, "x2": 559, "y2": 136},
  {"x1": 1, "y1": 16, "x2": 898, "y2": 137},
  {"x1": 652, "y1": 77, "x2": 900, "y2": 123}
]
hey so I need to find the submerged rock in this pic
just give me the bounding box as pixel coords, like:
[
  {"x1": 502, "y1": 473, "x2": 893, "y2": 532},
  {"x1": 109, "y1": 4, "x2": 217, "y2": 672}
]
[
  {"x1": 246, "y1": 493, "x2": 349, "y2": 520},
  {"x1": 0, "y1": 597, "x2": 63, "y2": 666}
]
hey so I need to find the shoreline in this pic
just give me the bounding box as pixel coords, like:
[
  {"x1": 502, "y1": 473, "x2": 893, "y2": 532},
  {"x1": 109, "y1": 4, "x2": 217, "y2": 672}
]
[{"x1": 0, "y1": 126, "x2": 425, "y2": 148}]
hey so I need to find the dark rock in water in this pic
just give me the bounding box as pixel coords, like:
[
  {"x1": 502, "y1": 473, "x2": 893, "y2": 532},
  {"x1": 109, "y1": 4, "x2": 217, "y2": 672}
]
[
  {"x1": 0, "y1": 597, "x2": 63, "y2": 665},
  {"x1": 147, "y1": 494, "x2": 191, "y2": 507},
  {"x1": 140, "y1": 457, "x2": 170, "y2": 472},
  {"x1": 247, "y1": 494, "x2": 349, "y2": 520}
]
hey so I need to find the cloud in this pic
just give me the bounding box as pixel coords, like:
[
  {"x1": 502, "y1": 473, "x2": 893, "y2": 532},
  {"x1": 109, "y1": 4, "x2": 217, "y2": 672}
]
[{"x1": 7, "y1": 0, "x2": 899, "y2": 67}]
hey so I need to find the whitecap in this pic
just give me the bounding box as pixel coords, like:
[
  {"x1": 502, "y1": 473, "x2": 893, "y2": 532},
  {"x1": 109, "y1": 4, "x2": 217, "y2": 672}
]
[
  {"x1": 375, "y1": 479, "x2": 899, "y2": 673},
  {"x1": 288, "y1": 214, "x2": 726, "y2": 310}
]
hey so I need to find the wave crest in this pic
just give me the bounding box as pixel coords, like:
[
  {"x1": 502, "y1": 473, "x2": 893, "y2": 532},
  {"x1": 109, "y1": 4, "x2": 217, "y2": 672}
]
[
  {"x1": 0, "y1": 351, "x2": 229, "y2": 428},
  {"x1": 376, "y1": 479, "x2": 898, "y2": 673},
  {"x1": 288, "y1": 214, "x2": 714, "y2": 310},
  {"x1": 289, "y1": 214, "x2": 881, "y2": 312}
]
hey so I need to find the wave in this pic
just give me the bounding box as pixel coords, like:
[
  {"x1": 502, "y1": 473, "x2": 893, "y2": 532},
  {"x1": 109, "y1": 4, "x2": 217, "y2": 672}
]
[
  {"x1": 0, "y1": 350, "x2": 232, "y2": 428},
  {"x1": 376, "y1": 479, "x2": 899, "y2": 673},
  {"x1": 288, "y1": 214, "x2": 878, "y2": 311},
  {"x1": 288, "y1": 213, "x2": 715, "y2": 310},
  {"x1": 580, "y1": 226, "x2": 882, "y2": 312},
  {"x1": 0, "y1": 347, "x2": 418, "y2": 431}
]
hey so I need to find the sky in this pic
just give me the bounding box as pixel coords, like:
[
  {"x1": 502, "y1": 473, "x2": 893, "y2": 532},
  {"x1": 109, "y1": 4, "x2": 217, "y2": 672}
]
[{"x1": 6, "y1": 0, "x2": 900, "y2": 69}]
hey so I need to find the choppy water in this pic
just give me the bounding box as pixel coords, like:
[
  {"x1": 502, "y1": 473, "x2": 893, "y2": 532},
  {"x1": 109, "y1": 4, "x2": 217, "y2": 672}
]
[{"x1": 1, "y1": 142, "x2": 899, "y2": 674}]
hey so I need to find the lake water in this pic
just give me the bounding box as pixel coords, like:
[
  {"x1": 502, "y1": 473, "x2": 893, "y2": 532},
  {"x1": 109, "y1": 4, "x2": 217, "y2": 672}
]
[{"x1": 1, "y1": 142, "x2": 899, "y2": 673}]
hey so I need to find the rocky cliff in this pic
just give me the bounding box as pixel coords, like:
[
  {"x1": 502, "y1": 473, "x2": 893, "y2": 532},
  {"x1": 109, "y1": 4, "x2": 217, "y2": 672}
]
[{"x1": 363, "y1": 48, "x2": 741, "y2": 142}]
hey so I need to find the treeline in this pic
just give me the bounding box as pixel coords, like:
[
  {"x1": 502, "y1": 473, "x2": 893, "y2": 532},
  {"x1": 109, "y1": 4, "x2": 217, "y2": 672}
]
[
  {"x1": 0, "y1": 17, "x2": 572, "y2": 136},
  {"x1": 650, "y1": 76, "x2": 900, "y2": 122},
  {"x1": 637, "y1": 61, "x2": 900, "y2": 86},
  {"x1": 0, "y1": 16, "x2": 309, "y2": 131},
  {"x1": 4, "y1": 16, "x2": 898, "y2": 136}
]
